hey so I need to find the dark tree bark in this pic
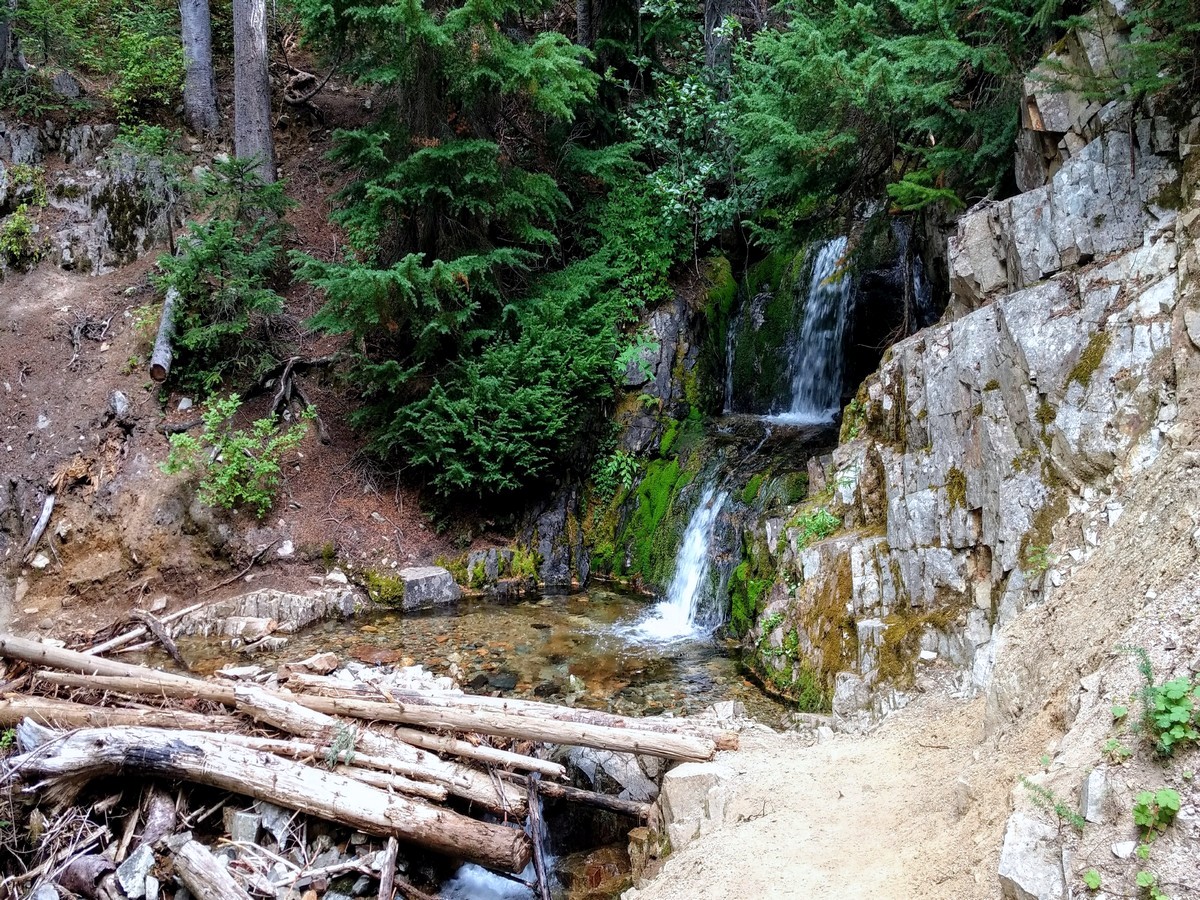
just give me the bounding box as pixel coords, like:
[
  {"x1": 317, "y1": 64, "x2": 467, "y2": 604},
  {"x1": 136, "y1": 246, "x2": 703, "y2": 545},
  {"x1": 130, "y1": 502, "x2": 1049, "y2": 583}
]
[
  {"x1": 233, "y1": 0, "x2": 276, "y2": 183},
  {"x1": 180, "y1": 0, "x2": 220, "y2": 134},
  {"x1": 576, "y1": 0, "x2": 591, "y2": 48},
  {"x1": 1, "y1": 0, "x2": 29, "y2": 75},
  {"x1": 703, "y1": 0, "x2": 732, "y2": 73}
]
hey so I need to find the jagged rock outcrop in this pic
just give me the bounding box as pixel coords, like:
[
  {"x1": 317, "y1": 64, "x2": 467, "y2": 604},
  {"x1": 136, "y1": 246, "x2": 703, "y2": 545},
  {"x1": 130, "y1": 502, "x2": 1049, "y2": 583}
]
[{"x1": 742, "y1": 94, "x2": 1193, "y2": 721}]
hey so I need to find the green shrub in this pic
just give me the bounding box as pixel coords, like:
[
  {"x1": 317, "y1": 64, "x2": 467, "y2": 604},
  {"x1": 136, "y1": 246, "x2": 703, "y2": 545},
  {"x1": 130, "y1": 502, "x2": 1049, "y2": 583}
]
[
  {"x1": 157, "y1": 157, "x2": 295, "y2": 394},
  {"x1": 0, "y1": 205, "x2": 46, "y2": 270},
  {"x1": 162, "y1": 394, "x2": 312, "y2": 518},
  {"x1": 1128, "y1": 647, "x2": 1200, "y2": 756},
  {"x1": 1132, "y1": 788, "x2": 1180, "y2": 837},
  {"x1": 788, "y1": 507, "x2": 841, "y2": 550}
]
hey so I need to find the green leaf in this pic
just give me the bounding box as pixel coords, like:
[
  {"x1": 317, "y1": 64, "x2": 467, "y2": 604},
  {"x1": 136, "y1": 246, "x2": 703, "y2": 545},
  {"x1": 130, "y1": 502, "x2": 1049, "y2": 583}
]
[{"x1": 1082, "y1": 869, "x2": 1101, "y2": 891}]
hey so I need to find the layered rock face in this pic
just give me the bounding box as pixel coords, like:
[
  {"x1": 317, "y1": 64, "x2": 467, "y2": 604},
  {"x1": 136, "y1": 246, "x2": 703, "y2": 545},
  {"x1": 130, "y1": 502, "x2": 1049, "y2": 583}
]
[{"x1": 744, "y1": 80, "x2": 1195, "y2": 721}]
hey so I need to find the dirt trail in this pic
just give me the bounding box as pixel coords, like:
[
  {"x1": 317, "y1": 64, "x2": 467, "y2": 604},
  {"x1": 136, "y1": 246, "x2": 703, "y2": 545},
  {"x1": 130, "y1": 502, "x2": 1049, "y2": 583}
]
[{"x1": 627, "y1": 689, "x2": 1051, "y2": 900}]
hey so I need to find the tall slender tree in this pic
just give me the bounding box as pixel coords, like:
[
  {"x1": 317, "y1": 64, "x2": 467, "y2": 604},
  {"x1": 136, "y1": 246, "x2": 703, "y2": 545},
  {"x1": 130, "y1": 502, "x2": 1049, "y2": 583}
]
[
  {"x1": 233, "y1": 0, "x2": 275, "y2": 182},
  {"x1": 180, "y1": 0, "x2": 220, "y2": 134}
]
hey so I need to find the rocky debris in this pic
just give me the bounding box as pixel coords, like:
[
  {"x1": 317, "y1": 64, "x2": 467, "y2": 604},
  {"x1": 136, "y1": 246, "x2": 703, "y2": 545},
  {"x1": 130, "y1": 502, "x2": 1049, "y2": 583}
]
[
  {"x1": 116, "y1": 843, "x2": 156, "y2": 899},
  {"x1": 656, "y1": 762, "x2": 734, "y2": 852},
  {"x1": 394, "y1": 566, "x2": 461, "y2": 610},
  {"x1": 50, "y1": 72, "x2": 83, "y2": 100},
  {"x1": 998, "y1": 812, "x2": 1065, "y2": 900},
  {"x1": 1079, "y1": 768, "x2": 1108, "y2": 824}
]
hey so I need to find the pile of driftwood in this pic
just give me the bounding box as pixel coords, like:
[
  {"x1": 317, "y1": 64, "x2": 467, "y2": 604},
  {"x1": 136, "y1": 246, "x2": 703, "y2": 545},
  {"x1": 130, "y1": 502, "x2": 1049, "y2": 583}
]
[{"x1": 0, "y1": 634, "x2": 738, "y2": 900}]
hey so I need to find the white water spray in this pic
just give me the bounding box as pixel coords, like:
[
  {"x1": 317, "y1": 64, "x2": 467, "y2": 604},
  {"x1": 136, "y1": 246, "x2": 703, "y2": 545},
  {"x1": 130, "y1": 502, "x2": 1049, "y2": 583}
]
[
  {"x1": 770, "y1": 236, "x2": 853, "y2": 425},
  {"x1": 637, "y1": 485, "x2": 728, "y2": 641}
]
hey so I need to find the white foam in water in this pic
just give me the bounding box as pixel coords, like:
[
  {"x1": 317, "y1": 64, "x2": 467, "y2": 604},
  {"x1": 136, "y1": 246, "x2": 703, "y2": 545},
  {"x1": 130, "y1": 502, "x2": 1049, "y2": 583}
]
[
  {"x1": 768, "y1": 236, "x2": 852, "y2": 425},
  {"x1": 441, "y1": 864, "x2": 535, "y2": 900},
  {"x1": 636, "y1": 485, "x2": 728, "y2": 641}
]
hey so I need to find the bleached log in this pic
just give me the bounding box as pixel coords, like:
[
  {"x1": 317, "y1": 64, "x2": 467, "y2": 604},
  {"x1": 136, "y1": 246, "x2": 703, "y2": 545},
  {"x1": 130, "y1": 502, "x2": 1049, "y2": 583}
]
[
  {"x1": 233, "y1": 685, "x2": 527, "y2": 815},
  {"x1": 285, "y1": 672, "x2": 738, "y2": 749},
  {"x1": 1, "y1": 635, "x2": 198, "y2": 686},
  {"x1": 85, "y1": 601, "x2": 206, "y2": 657},
  {"x1": 21, "y1": 494, "x2": 55, "y2": 562},
  {"x1": 6, "y1": 725, "x2": 533, "y2": 873},
  {"x1": 0, "y1": 695, "x2": 242, "y2": 733},
  {"x1": 150, "y1": 287, "x2": 179, "y2": 382}
]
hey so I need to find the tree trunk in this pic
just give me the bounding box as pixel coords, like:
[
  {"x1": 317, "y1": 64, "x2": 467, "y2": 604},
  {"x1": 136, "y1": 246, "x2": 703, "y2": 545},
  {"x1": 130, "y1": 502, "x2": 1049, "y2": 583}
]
[
  {"x1": 703, "y1": 0, "x2": 732, "y2": 73},
  {"x1": 7, "y1": 725, "x2": 534, "y2": 873},
  {"x1": 232, "y1": 0, "x2": 276, "y2": 183},
  {"x1": 575, "y1": 0, "x2": 591, "y2": 48},
  {"x1": 179, "y1": 0, "x2": 220, "y2": 134}
]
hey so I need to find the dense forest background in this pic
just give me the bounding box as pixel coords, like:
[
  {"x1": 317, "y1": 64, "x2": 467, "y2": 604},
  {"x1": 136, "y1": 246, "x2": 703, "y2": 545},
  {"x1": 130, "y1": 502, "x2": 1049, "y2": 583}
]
[{"x1": 2, "y1": 0, "x2": 1197, "y2": 510}]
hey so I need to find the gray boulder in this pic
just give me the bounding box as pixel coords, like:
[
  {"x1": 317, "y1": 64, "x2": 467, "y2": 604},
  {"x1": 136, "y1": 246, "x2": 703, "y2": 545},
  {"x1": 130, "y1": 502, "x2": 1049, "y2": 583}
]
[
  {"x1": 998, "y1": 812, "x2": 1065, "y2": 900},
  {"x1": 395, "y1": 566, "x2": 461, "y2": 610}
]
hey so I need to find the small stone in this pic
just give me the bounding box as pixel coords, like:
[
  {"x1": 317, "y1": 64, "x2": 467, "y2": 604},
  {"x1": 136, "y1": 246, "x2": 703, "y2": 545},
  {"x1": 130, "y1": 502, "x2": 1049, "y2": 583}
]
[
  {"x1": 164, "y1": 830, "x2": 194, "y2": 852},
  {"x1": 816, "y1": 726, "x2": 835, "y2": 743},
  {"x1": 108, "y1": 390, "x2": 131, "y2": 420},
  {"x1": 178, "y1": 397, "x2": 193, "y2": 411},
  {"x1": 38, "y1": 617, "x2": 54, "y2": 630},
  {"x1": 350, "y1": 831, "x2": 369, "y2": 845},
  {"x1": 36, "y1": 413, "x2": 50, "y2": 430},
  {"x1": 1080, "y1": 769, "x2": 1107, "y2": 824},
  {"x1": 919, "y1": 649, "x2": 938, "y2": 662},
  {"x1": 1145, "y1": 589, "x2": 1158, "y2": 600},
  {"x1": 51, "y1": 71, "x2": 82, "y2": 99},
  {"x1": 144, "y1": 874, "x2": 160, "y2": 900},
  {"x1": 1112, "y1": 840, "x2": 1137, "y2": 860},
  {"x1": 228, "y1": 810, "x2": 261, "y2": 844},
  {"x1": 351, "y1": 874, "x2": 372, "y2": 894},
  {"x1": 149, "y1": 595, "x2": 169, "y2": 613},
  {"x1": 116, "y1": 844, "x2": 155, "y2": 899},
  {"x1": 29, "y1": 886, "x2": 60, "y2": 900},
  {"x1": 325, "y1": 570, "x2": 349, "y2": 585},
  {"x1": 277, "y1": 540, "x2": 295, "y2": 558}
]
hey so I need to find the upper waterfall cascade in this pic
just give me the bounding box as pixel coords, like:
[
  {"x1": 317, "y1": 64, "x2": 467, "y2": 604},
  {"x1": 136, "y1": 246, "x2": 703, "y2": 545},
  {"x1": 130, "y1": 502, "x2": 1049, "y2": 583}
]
[{"x1": 770, "y1": 236, "x2": 853, "y2": 425}]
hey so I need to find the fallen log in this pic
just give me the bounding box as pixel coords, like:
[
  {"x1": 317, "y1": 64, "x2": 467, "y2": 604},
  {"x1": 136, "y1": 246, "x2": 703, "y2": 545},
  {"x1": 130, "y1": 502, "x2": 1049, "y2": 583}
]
[
  {"x1": 527, "y1": 775, "x2": 551, "y2": 900},
  {"x1": 1, "y1": 635, "x2": 198, "y2": 686},
  {"x1": 285, "y1": 672, "x2": 738, "y2": 749},
  {"x1": 0, "y1": 695, "x2": 243, "y2": 733},
  {"x1": 301, "y1": 694, "x2": 716, "y2": 761},
  {"x1": 174, "y1": 839, "x2": 255, "y2": 900},
  {"x1": 506, "y1": 775, "x2": 652, "y2": 820},
  {"x1": 233, "y1": 685, "x2": 527, "y2": 816},
  {"x1": 32, "y1": 664, "x2": 716, "y2": 761},
  {"x1": 149, "y1": 287, "x2": 179, "y2": 382},
  {"x1": 7, "y1": 724, "x2": 533, "y2": 873}
]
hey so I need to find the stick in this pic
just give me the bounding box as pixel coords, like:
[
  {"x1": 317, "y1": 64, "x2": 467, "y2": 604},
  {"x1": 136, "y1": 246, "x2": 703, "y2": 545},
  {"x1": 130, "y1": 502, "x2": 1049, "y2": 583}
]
[
  {"x1": 378, "y1": 836, "x2": 399, "y2": 900},
  {"x1": 200, "y1": 540, "x2": 279, "y2": 595},
  {"x1": 175, "y1": 840, "x2": 253, "y2": 900},
  {"x1": 21, "y1": 494, "x2": 55, "y2": 562},
  {"x1": 132, "y1": 610, "x2": 189, "y2": 670},
  {"x1": 504, "y1": 774, "x2": 651, "y2": 820},
  {"x1": 527, "y1": 774, "x2": 551, "y2": 900},
  {"x1": 0, "y1": 696, "x2": 244, "y2": 733},
  {"x1": 85, "y1": 602, "x2": 205, "y2": 656}
]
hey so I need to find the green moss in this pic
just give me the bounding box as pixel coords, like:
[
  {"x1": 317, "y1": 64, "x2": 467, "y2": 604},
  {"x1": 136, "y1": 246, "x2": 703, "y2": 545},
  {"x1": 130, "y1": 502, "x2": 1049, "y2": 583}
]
[
  {"x1": 729, "y1": 533, "x2": 777, "y2": 637},
  {"x1": 780, "y1": 471, "x2": 810, "y2": 505},
  {"x1": 1019, "y1": 486, "x2": 1069, "y2": 559},
  {"x1": 469, "y1": 561, "x2": 488, "y2": 589},
  {"x1": 658, "y1": 418, "x2": 681, "y2": 457},
  {"x1": 741, "y1": 473, "x2": 764, "y2": 505},
  {"x1": 510, "y1": 546, "x2": 540, "y2": 580},
  {"x1": 945, "y1": 466, "x2": 967, "y2": 509},
  {"x1": 984, "y1": 378, "x2": 1000, "y2": 391},
  {"x1": 729, "y1": 250, "x2": 805, "y2": 410},
  {"x1": 1151, "y1": 180, "x2": 1184, "y2": 211},
  {"x1": 1068, "y1": 331, "x2": 1112, "y2": 390},
  {"x1": 704, "y1": 255, "x2": 738, "y2": 318},
  {"x1": 435, "y1": 553, "x2": 469, "y2": 584},
  {"x1": 1011, "y1": 448, "x2": 1039, "y2": 473},
  {"x1": 364, "y1": 570, "x2": 406, "y2": 605}
]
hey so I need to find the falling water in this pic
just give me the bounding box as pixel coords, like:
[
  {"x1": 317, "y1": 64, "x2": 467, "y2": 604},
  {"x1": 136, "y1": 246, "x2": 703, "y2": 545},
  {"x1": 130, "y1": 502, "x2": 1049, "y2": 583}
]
[
  {"x1": 723, "y1": 307, "x2": 739, "y2": 414},
  {"x1": 770, "y1": 236, "x2": 853, "y2": 425},
  {"x1": 637, "y1": 484, "x2": 728, "y2": 640}
]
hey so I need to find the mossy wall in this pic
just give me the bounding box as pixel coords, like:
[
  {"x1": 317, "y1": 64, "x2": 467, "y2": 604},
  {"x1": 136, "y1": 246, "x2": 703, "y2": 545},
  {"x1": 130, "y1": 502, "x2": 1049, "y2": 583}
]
[{"x1": 727, "y1": 250, "x2": 807, "y2": 413}]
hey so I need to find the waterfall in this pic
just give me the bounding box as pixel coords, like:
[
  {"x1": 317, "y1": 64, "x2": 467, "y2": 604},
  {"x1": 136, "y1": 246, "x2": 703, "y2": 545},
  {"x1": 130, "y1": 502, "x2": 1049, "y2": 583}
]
[
  {"x1": 723, "y1": 306, "x2": 739, "y2": 414},
  {"x1": 638, "y1": 484, "x2": 728, "y2": 640},
  {"x1": 771, "y1": 236, "x2": 853, "y2": 425}
]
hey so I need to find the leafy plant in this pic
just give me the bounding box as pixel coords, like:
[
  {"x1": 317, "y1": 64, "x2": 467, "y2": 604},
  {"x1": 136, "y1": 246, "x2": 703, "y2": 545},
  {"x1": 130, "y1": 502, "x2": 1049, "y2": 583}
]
[
  {"x1": 1136, "y1": 869, "x2": 1170, "y2": 900},
  {"x1": 1026, "y1": 544, "x2": 1054, "y2": 574},
  {"x1": 1126, "y1": 647, "x2": 1200, "y2": 755},
  {"x1": 789, "y1": 508, "x2": 841, "y2": 550},
  {"x1": 0, "y1": 204, "x2": 46, "y2": 270},
  {"x1": 1082, "y1": 868, "x2": 1101, "y2": 891},
  {"x1": 1103, "y1": 738, "x2": 1133, "y2": 763},
  {"x1": 324, "y1": 724, "x2": 357, "y2": 768},
  {"x1": 1132, "y1": 788, "x2": 1180, "y2": 837},
  {"x1": 162, "y1": 394, "x2": 312, "y2": 518},
  {"x1": 593, "y1": 450, "x2": 640, "y2": 501},
  {"x1": 8, "y1": 164, "x2": 47, "y2": 208}
]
